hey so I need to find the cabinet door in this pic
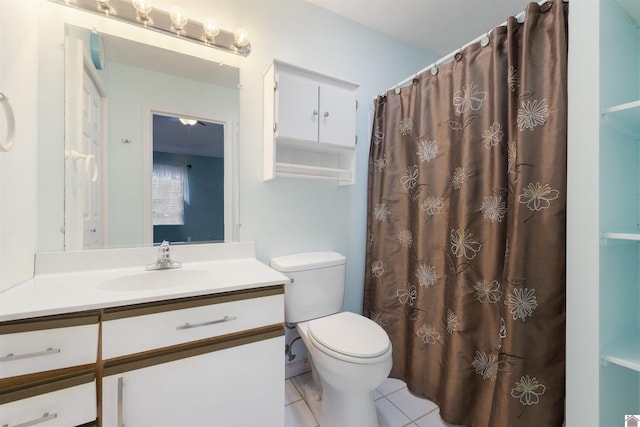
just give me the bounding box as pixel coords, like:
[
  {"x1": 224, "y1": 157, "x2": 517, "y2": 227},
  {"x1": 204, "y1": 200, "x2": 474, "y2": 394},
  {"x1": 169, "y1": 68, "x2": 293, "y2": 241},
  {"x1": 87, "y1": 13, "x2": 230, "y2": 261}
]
[
  {"x1": 275, "y1": 72, "x2": 319, "y2": 143},
  {"x1": 0, "y1": 0, "x2": 37, "y2": 291},
  {"x1": 318, "y1": 84, "x2": 356, "y2": 148},
  {"x1": 102, "y1": 336, "x2": 284, "y2": 427}
]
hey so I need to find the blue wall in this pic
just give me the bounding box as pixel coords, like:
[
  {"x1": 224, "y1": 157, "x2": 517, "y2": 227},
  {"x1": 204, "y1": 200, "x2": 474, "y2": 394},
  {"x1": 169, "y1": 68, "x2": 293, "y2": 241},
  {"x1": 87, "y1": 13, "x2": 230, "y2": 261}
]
[{"x1": 153, "y1": 152, "x2": 225, "y2": 244}]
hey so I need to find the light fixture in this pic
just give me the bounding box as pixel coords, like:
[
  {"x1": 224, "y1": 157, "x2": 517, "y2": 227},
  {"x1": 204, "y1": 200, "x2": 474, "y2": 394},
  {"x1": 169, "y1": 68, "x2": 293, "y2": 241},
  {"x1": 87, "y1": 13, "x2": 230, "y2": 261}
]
[
  {"x1": 202, "y1": 18, "x2": 220, "y2": 43},
  {"x1": 234, "y1": 28, "x2": 249, "y2": 48},
  {"x1": 96, "y1": 0, "x2": 114, "y2": 13},
  {"x1": 169, "y1": 6, "x2": 188, "y2": 34},
  {"x1": 178, "y1": 118, "x2": 198, "y2": 126},
  {"x1": 131, "y1": 0, "x2": 153, "y2": 25},
  {"x1": 49, "y1": 0, "x2": 252, "y2": 56}
]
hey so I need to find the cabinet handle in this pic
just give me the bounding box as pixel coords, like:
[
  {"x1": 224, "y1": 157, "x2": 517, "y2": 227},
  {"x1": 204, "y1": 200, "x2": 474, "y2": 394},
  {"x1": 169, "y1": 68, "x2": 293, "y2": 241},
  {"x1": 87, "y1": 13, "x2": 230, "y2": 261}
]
[
  {"x1": 117, "y1": 377, "x2": 124, "y2": 427},
  {"x1": 323, "y1": 111, "x2": 330, "y2": 118},
  {"x1": 2, "y1": 412, "x2": 58, "y2": 427},
  {"x1": 312, "y1": 110, "x2": 318, "y2": 116},
  {"x1": 0, "y1": 347, "x2": 60, "y2": 362},
  {"x1": 0, "y1": 92, "x2": 16, "y2": 153},
  {"x1": 176, "y1": 316, "x2": 238, "y2": 330}
]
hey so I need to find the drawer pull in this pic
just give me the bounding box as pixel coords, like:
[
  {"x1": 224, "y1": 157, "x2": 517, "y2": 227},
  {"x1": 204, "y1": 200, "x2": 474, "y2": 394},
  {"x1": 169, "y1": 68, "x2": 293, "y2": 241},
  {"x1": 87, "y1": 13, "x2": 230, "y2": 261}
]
[
  {"x1": 176, "y1": 316, "x2": 237, "y2": 330},
  {"x1": 2, "y1": 412, "x2": 58, "y2": 427},
  {"x1": 0, "y1": 347, "x2": 60, "y2": 362}
]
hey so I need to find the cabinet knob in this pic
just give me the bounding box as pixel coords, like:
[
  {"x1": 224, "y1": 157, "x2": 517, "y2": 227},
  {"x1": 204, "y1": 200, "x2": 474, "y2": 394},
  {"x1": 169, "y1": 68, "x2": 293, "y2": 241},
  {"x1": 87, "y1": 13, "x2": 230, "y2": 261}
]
[
  {"x1": 313, "y1": 110, "x2": 318, "y2": 116},
  {"x1": 323, "y1": 112, "x2": 330, "y2": 118}
]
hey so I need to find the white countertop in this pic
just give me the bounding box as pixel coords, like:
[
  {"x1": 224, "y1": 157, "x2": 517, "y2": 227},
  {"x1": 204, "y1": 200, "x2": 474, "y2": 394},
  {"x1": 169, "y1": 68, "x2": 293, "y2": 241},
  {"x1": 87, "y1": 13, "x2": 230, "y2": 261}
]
[{"x1": 0, "y1": 242, "x2": 289, "y2": 322}]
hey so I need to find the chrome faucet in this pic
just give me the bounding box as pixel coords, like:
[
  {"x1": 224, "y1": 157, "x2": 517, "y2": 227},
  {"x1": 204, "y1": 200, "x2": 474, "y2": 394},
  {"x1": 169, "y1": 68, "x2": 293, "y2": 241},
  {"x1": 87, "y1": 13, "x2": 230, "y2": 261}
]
[{"x1": 146, "y1": 240, "x2": 182, "y2": 270}]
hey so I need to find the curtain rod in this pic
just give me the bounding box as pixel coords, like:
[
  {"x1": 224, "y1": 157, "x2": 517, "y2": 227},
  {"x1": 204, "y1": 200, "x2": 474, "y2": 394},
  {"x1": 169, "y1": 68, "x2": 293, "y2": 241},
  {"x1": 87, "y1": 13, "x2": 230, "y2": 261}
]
[{"x1": 381, "y1": 0, "x2": 565, "y2": 96}]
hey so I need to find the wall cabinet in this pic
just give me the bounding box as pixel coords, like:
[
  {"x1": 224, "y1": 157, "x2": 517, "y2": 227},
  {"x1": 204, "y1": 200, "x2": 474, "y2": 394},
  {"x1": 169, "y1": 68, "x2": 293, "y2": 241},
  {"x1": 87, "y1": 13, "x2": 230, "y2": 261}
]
[{"x1": 264, "y1": 60, "x2": 358, "y2": 184}]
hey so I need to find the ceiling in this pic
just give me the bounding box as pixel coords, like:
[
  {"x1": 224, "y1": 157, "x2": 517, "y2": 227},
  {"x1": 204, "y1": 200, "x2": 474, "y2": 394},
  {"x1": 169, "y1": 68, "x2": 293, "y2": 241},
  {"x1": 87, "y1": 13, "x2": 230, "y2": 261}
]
[{"x1": 306, "y1": 0, "x2": 534, "y2": 56}]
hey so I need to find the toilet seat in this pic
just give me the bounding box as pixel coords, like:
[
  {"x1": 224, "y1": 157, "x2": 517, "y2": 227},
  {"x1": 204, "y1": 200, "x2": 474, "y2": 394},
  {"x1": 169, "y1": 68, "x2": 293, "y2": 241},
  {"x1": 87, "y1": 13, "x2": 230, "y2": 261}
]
[{"x1": 308, "y1": 312, "x2": 391, "y2": 362}]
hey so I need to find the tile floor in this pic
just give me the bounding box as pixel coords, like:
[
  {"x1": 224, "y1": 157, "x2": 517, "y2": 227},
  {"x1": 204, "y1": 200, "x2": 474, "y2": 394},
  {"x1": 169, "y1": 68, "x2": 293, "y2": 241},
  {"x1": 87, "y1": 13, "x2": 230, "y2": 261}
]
[{"x1": 285, "y1": 373, "x2": 464, "y2": 427}]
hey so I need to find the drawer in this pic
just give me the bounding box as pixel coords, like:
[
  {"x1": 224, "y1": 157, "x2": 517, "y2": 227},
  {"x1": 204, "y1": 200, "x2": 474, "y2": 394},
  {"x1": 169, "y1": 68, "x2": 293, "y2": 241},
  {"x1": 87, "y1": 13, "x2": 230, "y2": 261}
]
[
  {"x1": 0, "y1": 373, "x2": 96, "y2": 427},
  {"x1": 0, "y1": 314, "x2": 99, "y2": 379},
  {"x1": 102, "y1": 287, "x2": 284, "y2": 359}
]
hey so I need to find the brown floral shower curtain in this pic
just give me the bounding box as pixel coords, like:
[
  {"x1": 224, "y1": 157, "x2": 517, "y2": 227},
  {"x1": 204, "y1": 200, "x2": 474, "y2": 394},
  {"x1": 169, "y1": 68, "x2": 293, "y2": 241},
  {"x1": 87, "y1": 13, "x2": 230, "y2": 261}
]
[{"x1": 364, "y1": 2, "x2": 567, "y2": 426}]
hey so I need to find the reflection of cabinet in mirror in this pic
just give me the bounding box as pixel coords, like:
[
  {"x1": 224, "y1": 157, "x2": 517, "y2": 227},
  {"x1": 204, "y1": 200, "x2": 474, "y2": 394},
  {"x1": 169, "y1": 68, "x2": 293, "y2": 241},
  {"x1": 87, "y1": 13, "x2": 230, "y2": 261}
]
[{"x1": 263, "y1": 61, "x2": 358, "y2": 185}]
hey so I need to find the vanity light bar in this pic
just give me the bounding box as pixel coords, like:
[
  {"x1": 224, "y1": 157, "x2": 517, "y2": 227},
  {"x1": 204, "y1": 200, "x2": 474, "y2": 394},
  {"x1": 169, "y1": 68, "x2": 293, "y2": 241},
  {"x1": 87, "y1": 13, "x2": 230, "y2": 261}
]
[{"x1": 50, "y1": 0, "x2": 252, "y2": 57}]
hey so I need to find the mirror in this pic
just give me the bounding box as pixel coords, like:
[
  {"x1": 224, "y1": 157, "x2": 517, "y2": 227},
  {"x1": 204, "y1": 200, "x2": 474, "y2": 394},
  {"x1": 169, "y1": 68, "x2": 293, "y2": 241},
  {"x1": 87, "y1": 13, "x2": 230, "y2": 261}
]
[{"x1": 63, "y1": 24, "x2": 239, "y2": 250}]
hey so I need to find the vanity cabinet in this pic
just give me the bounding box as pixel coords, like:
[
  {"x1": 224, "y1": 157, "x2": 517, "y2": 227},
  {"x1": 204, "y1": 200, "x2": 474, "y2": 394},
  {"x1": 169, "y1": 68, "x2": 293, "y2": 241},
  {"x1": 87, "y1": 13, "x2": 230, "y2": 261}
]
[
  {"x1": 100, "y1": 286, "x2": 285, "y2": 427},
  {"x1": 263, "y1": 60, "x2": 358, "y2": 184},
  {"x1": 0, "y1": 313, "x2": 99, "y2": 427}
]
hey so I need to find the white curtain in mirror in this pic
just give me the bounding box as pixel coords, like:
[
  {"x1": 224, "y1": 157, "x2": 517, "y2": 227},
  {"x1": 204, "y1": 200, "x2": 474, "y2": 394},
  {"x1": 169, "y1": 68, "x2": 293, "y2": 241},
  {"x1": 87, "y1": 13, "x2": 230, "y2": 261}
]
[{"x1": 152, "y1": 164, "x2": 190, "y2": 226}]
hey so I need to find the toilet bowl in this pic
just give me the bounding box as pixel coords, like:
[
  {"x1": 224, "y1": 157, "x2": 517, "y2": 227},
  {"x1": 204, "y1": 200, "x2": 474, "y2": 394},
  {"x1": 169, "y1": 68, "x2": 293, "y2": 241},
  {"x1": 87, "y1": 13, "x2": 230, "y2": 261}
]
[
  {"x1": 270, "y1": 251, "x2": 392, "y2": 427},
  {"x1": 296, "y1": 313, "x2": 392, "y2": 427}
]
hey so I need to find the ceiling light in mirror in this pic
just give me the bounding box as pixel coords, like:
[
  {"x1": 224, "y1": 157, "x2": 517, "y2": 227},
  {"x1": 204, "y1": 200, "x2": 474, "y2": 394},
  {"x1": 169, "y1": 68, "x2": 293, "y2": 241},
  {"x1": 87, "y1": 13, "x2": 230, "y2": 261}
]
[{"x1": 179, "y1": 118, "x2": 198, "y2": 126}]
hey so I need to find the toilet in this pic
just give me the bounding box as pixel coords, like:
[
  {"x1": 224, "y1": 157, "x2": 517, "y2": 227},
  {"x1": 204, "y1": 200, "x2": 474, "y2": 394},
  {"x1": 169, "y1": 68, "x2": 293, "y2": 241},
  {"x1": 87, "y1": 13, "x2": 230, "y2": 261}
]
[{"x1": 271, "y1": 251, "x2": 392, "y2": 427}]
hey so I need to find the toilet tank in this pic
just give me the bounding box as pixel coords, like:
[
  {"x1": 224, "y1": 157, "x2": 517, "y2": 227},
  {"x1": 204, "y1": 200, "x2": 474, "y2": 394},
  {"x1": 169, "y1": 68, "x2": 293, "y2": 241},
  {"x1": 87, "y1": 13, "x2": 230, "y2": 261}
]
[{"x1": 270, "y1": 251, "x2": 346, "y2": 323}]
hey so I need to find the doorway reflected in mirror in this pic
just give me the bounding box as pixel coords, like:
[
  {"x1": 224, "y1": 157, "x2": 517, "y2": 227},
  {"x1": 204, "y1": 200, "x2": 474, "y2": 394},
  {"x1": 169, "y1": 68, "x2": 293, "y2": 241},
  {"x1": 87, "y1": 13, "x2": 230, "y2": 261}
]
[{"x1": 152, "y1": 114, "x2": 225, "y2": 245}]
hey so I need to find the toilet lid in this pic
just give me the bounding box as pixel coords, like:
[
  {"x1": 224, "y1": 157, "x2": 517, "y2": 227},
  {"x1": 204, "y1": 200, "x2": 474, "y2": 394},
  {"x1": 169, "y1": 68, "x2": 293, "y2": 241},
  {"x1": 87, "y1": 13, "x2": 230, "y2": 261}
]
[{"x1": 308, "y1": 312, "x2": 390, "y2": 358}]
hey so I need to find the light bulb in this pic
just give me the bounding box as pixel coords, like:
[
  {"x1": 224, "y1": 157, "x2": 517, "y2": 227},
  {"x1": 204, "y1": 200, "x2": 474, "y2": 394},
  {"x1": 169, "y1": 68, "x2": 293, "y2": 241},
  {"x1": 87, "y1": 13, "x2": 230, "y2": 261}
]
[
  {"x1": 96, "y1": 0, "x2": 111, "y2": 10},
  {"x1": 234, "y1": 28, "x2": 249, "y2": 48},
  {"x1": 169, "y1": 6, "x2": 188, "y2": 33},
  {"x1": 131, "y1": 0, "x2": 153, "y2": 24},
  {"x1": 202, "y1": 18, "x2": 220, "y2": 43}
]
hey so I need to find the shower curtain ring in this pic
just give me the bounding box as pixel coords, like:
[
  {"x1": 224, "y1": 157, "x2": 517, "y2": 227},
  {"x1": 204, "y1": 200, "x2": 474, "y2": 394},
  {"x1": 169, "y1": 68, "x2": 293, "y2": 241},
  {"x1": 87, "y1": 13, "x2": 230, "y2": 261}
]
[{"x1": 481, "y1": 32, "x2": 490, "y2": 47}]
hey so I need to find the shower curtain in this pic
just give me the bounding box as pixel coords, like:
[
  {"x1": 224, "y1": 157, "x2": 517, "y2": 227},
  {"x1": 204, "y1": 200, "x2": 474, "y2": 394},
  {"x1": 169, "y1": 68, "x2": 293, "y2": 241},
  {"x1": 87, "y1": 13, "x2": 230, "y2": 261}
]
[{"x1": 364, "y1": 2, "x2": 567, "y2": 426}]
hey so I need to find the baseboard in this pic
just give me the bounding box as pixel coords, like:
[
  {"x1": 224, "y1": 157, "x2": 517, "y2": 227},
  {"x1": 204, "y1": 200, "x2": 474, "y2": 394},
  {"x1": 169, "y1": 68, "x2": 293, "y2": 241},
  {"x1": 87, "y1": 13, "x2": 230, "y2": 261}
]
[{"x1": 285, "y1": 358, "x2": 311, "y2": 379}]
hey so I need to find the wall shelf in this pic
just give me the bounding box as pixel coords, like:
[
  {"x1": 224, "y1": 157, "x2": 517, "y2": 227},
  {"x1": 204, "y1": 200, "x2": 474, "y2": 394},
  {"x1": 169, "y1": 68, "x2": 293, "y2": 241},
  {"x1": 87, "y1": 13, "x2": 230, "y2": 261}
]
[
  {"x1": 275, "y1": 163, "x2": 354, "y2": 182},
  {"x1": 601, "y1": 330, "x2": 640, "y2": 373},
  {"x1": 602, "y1": 100, "x2": 640, "y2": 137},
  {"x1": 602, "y1": 232, "x2": 640, "y2": 241}
]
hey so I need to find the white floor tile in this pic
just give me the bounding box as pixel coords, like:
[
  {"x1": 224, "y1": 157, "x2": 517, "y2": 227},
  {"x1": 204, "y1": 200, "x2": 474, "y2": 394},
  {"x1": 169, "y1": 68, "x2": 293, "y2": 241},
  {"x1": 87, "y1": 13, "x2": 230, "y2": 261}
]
[
  {"x1": 286, "y1": 379, "x2": 302, "y2": 405},
  {"x1": 291, "y1": 371, "x2": 314, "y2": 399},
  {"x1": 377, "y1": 377, "x2": 408, "y2": 396},
  {"x1": 386, "y1": 388, "x2": 438, "y2": 421},
  {"x1": 414, "y1": 411, "x2": 466, "y2": 427},
  {"x1": 285, "y1": 400, "x2": 319, "y2": 427},
  {"x1": 375, "y1": 397, "x2": 412, "y2": 427}
]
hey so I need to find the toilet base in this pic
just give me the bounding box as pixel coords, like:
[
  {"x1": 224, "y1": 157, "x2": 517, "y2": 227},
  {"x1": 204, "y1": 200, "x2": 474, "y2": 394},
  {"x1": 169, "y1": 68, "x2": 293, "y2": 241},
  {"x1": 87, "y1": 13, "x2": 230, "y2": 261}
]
[
  {"x1": 302, "y1": 367, "x2": 382, "y2": 427},
  {"x1": 314, "y1": 380, "x2": 380, "y2": 427}
]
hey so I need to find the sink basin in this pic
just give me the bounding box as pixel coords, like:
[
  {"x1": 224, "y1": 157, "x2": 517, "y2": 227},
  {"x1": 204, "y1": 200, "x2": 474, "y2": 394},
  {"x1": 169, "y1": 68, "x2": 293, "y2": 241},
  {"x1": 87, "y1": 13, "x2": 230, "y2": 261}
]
[{"x1": 99, "y1": 269, "x2": 213, "y2": 292}]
